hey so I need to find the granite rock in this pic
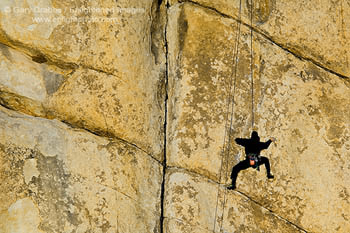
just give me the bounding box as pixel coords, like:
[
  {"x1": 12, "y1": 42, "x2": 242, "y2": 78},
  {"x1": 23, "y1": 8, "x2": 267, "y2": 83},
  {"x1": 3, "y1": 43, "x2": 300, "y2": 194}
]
[
  {"x1": 0, "y1": 106, "x2": 163, "y2": 233},
  {"x1": 166, "y1": 3, "x2": 350, "y2": 232}
]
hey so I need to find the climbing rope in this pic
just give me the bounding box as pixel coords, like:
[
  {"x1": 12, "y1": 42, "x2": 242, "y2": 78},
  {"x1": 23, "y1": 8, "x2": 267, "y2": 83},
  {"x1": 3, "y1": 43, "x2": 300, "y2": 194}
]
[
  {"x1": 250, "y1": 0, "x2": 255, "y2": 129},
  {"x1": 213, "y1": 0, "x2": 256, "y2": 232},
  {"x1": 213, "y1": 0, "x2": 242, "y2": 232}
]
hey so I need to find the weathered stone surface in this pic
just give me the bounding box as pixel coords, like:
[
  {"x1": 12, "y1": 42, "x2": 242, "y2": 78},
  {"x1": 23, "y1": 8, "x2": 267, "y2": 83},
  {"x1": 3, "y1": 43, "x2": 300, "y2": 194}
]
[
  {"x1": 238, "y1": 31, "x2": 350, "y2": 233},
  {"x1": 0, "y1": 198, "x2": 44, "y2": 233},
  {"x1": 167, "y1": 3, "x2": 243, "y2": 181},
  {"x1": 164, "y1": 169, "x2": 304, "y2": 233},
  {"x1": 0, "y1": 106, "x2": 162, "y2": 233},
  {"x1": 0, "y1": 0, "x2": 166, "y2": 157},
  {"x1": 0, "y1": 43, "x2": 66, "y2": 117},
  {"x1": 0, "y1": 0, "x2": 165, "y2": 74},
  {"x1": 0, "y1": 0, "x2": 349, "y2": 232},
  {"x1": 0, "y1": 42, "x2": 165, "y2": 158},
  {"x1": 0, "y1": 44, "x2": 61, "y2": 102},
  {"x1": 167, "y1": 3, "x2": 350, "y2": 232},
  {"x1": 169, "y1": 0, "x2": 350, "y2": 78},
  {"x1": 167, "y1": 2, "x2": 263, "y2": 183},
  {"x1": 47, "y1": 67, "x2": 165, "y2": 160}
]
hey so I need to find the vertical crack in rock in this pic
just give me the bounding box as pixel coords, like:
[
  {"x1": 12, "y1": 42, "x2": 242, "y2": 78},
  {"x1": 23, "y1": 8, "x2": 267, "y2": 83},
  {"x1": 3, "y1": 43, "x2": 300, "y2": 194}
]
[{"x1": 160, "y1": 1, "x2": 170, "y2": 232}]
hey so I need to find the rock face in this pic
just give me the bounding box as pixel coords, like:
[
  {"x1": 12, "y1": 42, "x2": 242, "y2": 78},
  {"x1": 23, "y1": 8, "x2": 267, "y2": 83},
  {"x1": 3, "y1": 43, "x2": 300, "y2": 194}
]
[
  {"x1": 164, "y1": 169, "x2": 304, "y2": 233},
  {"x1": 0, "y1": 43, "x2": 67, "y2": 117},
  {"x1": 0, "y1": 107, "x2": 162, "y2": 233},
  {"x1": 169, "y1": 0, "x2": 350, "y2": 78},
  {"x1": 166, "y1": 2, "x2": 350, "y2": 233},
  {"x1": 0, "y1": 0, "x2": 349, "y2": 233},
  {"x1": 0, "y1": 0, "x2": 167, "y2": 158}
]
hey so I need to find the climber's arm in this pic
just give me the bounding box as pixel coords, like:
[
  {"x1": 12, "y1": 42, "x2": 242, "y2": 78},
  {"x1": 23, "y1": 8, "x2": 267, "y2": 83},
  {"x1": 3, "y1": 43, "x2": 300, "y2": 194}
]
[
  {"x1": 235, "y1": 138, "x2": 248, "y2": 146},
  {"x1": 261, "y1": 139, "x2": 274, "y2": 149},
  {"x1": 262, "y1": 137, "x2": 276, "y2": 149}
]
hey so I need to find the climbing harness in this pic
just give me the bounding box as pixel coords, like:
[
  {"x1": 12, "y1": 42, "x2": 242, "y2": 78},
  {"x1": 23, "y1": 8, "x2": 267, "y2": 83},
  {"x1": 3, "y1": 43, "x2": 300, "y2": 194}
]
[
  {"x1": 213, "y1": 0, "x2": 256, "y2": 232},
  {"x1": 248, "y1": 153, "x2": 260, "y2": 170}
]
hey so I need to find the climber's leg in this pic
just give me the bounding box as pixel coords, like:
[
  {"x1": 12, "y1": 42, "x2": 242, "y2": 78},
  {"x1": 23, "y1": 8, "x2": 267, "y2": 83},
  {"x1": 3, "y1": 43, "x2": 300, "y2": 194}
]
[
  {"x1": 228, "y1": 159, "x2": 250, "y2": 189},
  {"x1": 260, "y1": 156, "x2": 274, "y2": 179}
]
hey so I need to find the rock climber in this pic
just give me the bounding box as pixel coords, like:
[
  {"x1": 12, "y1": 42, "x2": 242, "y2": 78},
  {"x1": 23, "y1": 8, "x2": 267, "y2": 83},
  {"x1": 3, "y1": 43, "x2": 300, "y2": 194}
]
[{"x1": 227, "y1": 131, "x2": 275, "y2": 190}]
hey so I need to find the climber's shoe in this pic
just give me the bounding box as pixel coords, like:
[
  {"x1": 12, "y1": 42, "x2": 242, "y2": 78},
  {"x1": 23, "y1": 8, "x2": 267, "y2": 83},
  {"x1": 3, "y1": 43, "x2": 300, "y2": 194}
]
[
  {"x1": 227, "y1": 184, "x2": 236, "y2": 190},
  {"x1": 267, "y1": 174, "x2": 274, "y2": 179}
]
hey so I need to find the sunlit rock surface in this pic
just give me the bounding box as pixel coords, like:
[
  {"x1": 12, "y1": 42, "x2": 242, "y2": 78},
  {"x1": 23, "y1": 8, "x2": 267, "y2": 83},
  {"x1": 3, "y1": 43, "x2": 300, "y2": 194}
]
[
  {"x1": 166, "y1": 3, "x2": 350, "y2": 232},
  {"x1": 0, "y1": 44, "x2": 66, "y2": 117},
  {"x1": 0, "y1": 0, "x2": 166, "y2": 157},
  {"x1": 0, "y1": 0, "x2": 349, "y2": 232},
  {"x1": 0, "y1": 107, "x2": 162, "y2": 233},
  {"x1": 169, "y1": 0, "x2": 350, "y2": 77},
  {"x1": 164, "y1": 169, "x2": 304, "y2": 233}
]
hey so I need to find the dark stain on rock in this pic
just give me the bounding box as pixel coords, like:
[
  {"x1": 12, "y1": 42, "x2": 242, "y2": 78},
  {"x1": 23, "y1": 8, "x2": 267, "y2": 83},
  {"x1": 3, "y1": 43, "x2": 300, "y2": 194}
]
[
  {"x1": 278, "y1": 63, "x2": 293, "y2": 73},
  {"x1": 79, "y1": 73, "x2": 104, "y2": 92},
  {"x1": 339, "y1": 188, "x2": 350, "y2": 204},
  {"x1": 178, "y1": 6, "x2": 188, "y2": 52},
  {"x1": 305, "y1": 63, "x2": 327, "y2": 83},
  {"x1": 0, "y1": 144, "x2": 34, "y2": 209},
  {"x1": 151, "y1": 0, "x2": 166, "y2": 65},
  {"x1": 156, "y1": 72, "x2": 167, "y2": 110},
  {"x1": 246, "y1": 0, "x2": 275, "y2": 25},
  {"x1": 32, "y1": 54, "x2": 48, "y2": 64},
  {"x1": 41, "y1": 66, "x2": 65, "y2": 95},
  {"x1": 292, "y1": 128, "x2": 302, "y2": 138},
  {"x1": 297, "y1": 145, "x2": 308, "y2": 154},
  {"x1": 306, "y1": 104, "x2": 321, "y2": 116},
  {"x1": 94, "y1": 197, "x2": 112, "y2": 233},
  {"x1": 181, "y1": 141, "x2": 193, "y2": 159},
  {"x1": 176, "y1": 7, "x2": 235, "y2": 157},
  {"x1": 33, "y1": 154, "x2": 81, "y2": 232},
  {"x1": 174, "y1": 185, "x2": 184, "y2": 196},
  {"x1": 259, "y1": 57, "x2": 266, "y2": 77},
  {"x1": 0, "y1": 42, "x2": 12, "y2": 61}
]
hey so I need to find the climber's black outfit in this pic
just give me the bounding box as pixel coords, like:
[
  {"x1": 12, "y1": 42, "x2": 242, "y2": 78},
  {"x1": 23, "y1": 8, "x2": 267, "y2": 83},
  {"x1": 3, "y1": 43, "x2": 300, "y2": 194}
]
[{"x1": 227, "y1": 131, "x2": 274, "y2": 190}]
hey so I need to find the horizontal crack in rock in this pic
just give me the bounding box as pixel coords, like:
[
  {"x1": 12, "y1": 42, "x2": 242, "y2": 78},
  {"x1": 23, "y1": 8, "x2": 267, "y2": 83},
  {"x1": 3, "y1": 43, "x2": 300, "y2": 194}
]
[
  {"x1": 176, "y1": 0, "x2": 349, "y2": 80},
  {"x1": 0, "y1": 103, "x2": 161, "y2": 165},
  {"x1": 0, "y1": 41, "x2": 115, "y2": 76},
  {"x1": 60, "y1": 120, "x2": 162, "y2": 165},
  {"x1": 235, "y1": 190, "x2": 308, "y2": 232},
  {"x1": 167, "y1": 166, "x2": 309, "y2": 232}
]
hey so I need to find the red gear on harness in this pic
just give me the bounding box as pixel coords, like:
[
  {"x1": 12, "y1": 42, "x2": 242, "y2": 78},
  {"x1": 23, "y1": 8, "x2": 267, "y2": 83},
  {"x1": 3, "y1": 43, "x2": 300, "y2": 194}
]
[
  {"x1": 250, "y1": 159, "x2": 255, "y2": 166},
  {"x1": 247, "y1": 153, "x2": 260, "y2": 170}
]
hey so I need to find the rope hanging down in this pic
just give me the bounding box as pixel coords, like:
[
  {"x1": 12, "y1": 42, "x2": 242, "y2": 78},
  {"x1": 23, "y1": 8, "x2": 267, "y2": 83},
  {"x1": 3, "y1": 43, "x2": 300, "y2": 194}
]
[
  {"x1": 212, "y1": 0, "x2": 242, "y2": 232},
  {"x1": 250, "y1": 0, "x2": 255, "y2": 129},
  {"x1": 220, "y1": 1, "x2": 255, "y2": 230},
  {"x1": 213, "y1": 0, "x2": 255, "y2": 232}
]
